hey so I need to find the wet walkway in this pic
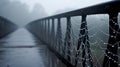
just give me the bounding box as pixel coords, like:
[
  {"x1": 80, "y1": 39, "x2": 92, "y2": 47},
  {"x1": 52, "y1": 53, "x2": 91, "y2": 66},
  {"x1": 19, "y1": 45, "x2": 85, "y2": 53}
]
[{"x1": 0, "y1": 28, "x2": 66, "y2": 67}]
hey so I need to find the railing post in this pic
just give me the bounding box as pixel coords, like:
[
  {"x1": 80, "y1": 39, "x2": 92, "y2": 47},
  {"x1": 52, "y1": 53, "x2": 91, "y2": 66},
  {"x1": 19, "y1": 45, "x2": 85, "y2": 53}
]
[
  {"x1": 103, "y1": 12, "x2": 119, "y2": 67},
  {"x1": 37, "y1": 21, "x2": 40, "y2": 36},
  {"x1": 64, "y1": 16, "x2": 72, "y2": 61},
  {"x1": 42, "y1": 20, "x2": 46, "y2": 41},
  {"x1": 56, "y1": 18, "x2": 62, "y2": 52},
  {"x1": 45, "y1": 20, "x2": 47, "y2": 42},
  {"x1": 41, "y1": 20, "x2": 44, "y2": 40},
  {"x1": 47, "y1": 19, "x2": 50, "y2": 44},
  {"x1": 75, "y1": 15, "x2": 93, "y2": 67},
  {"x1": 39, "y1": 21, "x2": 42, "y2": 38},
  {"x1": 51, "y1": 18, "x2": 55, "y2": 47}
]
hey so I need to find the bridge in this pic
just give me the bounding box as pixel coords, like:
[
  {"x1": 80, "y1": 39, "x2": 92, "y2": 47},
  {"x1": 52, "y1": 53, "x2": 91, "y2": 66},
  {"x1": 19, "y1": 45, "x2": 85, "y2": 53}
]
[{"x1": 0, "y1": 1, "x2": 120, "y2": 67}]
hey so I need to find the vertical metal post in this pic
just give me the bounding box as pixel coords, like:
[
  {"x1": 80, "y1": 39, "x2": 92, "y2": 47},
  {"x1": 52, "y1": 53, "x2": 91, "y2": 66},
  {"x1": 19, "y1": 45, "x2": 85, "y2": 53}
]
[
  {"x1": 51, "y1": 18, "x2": 55, "y2": 47},
  {"x1": 56, "y1": 18, "x2": 62, "y2": 52},
  {"x1": 39, "y1": 20, "x2": 42, "y2": 38},
  {"x1": 38, "y1": 21, "x2": 40, "y2": 36},
  {"x1": 75, "y1": 15, "x2": 93, "y2": 67},
  {"x1": 44, "y1": 19, "x2": 48, "y2": 42},
  {"x1": 36, "y1": 21, "x2": 39, "y2": 36},
  {"x1": 43, "y1": 20, "x2": 46, "y2": 41},
  {"x1": 47, "y1": 19, "x2": 50, "y2": 44},
  {"x1": 103, "y1": 12, "x2": 119, "y2": 67},
  {"x1": 41, "y1": 20, "x2": 44, "y2": 40},
  {"x1": 64, "y1": 17, "x2": 72, "y2": 61}
]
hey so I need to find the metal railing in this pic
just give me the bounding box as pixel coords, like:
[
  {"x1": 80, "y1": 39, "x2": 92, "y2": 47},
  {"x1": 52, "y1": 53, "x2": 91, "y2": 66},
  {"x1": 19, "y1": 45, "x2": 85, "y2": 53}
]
[
  {"x1": 26, "y1": 1, "x2": 120, "y2": 67},
  {"x1": 0, "y1": 16, "x2": 18, "y2": 38}
]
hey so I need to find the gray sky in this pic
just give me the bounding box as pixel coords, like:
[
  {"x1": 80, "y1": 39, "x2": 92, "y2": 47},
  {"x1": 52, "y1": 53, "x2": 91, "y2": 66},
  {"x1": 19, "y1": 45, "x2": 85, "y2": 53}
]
[{"x1": 11, "y1": 0, "x2": 111, "y2": 15}]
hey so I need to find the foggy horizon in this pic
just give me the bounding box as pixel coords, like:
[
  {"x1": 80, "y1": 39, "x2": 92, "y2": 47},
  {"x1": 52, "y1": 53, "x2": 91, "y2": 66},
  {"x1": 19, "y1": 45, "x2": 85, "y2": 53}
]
[
  {"x1": 0, "y1": 0, "x2": 111, "y2": 26},
  {"x1": 11, "y1": 0, "x2": 112, "y2": 15}
]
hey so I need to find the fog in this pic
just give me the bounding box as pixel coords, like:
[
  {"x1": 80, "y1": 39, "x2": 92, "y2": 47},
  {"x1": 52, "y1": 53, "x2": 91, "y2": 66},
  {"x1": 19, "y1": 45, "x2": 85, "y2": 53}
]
[
  {"x1": 13, "y1": 0, "x2": 111, "y2": 15},
  {"x1": 0, "y1": 0, "x2": 47, "y2": 26},
  {"x1": 0, "y1": 0, "x2": 111, "y2": 26}
]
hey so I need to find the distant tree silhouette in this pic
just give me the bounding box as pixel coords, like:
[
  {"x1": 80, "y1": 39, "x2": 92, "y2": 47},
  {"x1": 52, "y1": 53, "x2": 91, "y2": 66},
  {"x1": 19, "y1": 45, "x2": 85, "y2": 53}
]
[{"x1": 0, "y1": 0, "x2": 47, "y2": 26}]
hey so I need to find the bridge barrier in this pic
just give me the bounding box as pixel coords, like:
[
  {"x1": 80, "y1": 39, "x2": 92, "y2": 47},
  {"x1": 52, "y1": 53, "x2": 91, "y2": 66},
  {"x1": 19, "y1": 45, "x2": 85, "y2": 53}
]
[
  {"x1": 0, "y1": 16, "x2": 18, "y2": 38},
  {"x1": 26, "y1": 1, "x2": 120, "y2": 67}
]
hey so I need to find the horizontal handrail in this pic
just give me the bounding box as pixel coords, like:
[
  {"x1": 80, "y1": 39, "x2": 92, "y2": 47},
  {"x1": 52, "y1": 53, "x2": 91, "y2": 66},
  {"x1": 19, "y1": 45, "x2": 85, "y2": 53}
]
[{"x1": 32, "y1": 1, "x2": 120, "y2": 22}]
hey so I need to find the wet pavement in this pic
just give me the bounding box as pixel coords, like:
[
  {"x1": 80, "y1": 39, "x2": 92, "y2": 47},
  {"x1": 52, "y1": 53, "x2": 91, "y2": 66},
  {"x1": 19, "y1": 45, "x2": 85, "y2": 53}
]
[{"x1": 0, "y1": 28, "x2": 66, "y2": 67}]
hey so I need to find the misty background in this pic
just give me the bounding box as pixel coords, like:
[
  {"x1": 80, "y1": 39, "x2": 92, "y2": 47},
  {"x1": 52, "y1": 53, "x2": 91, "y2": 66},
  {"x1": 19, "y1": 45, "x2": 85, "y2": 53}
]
[
  {"x1": 0, "y1": 0, "x2": 47, "y2": 26},
  {"x1": 0, "y1": 0, "x2": 111, "y2": 26}
]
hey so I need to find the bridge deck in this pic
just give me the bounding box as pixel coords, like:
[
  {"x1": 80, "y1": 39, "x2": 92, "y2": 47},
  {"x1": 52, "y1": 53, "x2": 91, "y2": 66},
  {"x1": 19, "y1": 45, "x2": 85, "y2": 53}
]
[{"x1": 0, "y1": 28, "x2": 65, "y2": 67}]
